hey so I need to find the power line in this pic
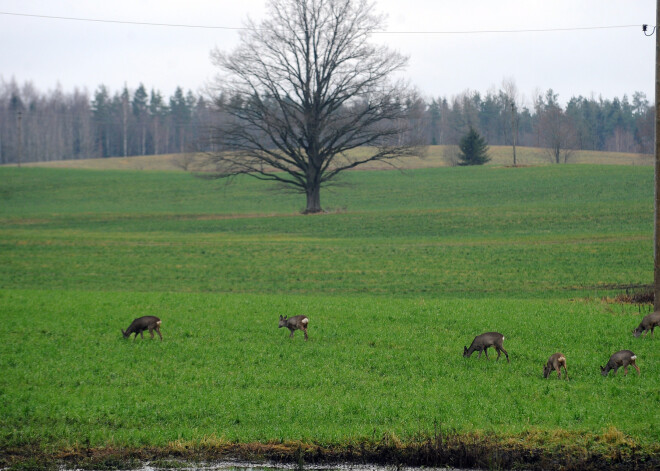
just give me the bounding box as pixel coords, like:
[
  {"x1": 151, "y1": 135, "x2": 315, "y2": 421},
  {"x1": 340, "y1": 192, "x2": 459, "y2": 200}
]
[
  {"x1": 376, "y1": 24, "x2": 642, "y2": 35},
  {"x1": 0, "y1": 11, "x2": 644, "y2": 35},
  {"x1": 0, "y1": 11, "x2": 249, "y2": 30}
]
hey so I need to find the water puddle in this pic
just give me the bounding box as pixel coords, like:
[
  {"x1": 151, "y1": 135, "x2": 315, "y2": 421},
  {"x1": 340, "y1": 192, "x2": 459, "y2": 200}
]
[{"x1": 66, "y1": 462, "x2": 476, "y2": 471}]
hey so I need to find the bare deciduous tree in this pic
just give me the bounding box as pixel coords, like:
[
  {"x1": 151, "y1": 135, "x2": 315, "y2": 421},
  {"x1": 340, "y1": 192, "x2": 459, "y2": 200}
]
[
  {"x1": 202, "y1": 0, "x2": 425, "y2": 213},
  {"x1": 500, "y1": 77, "x2": 521, "y2": 166},
  {"x1": 537, "y1": 89, "x2": 576, "y2": 164},
  {"x1": 443, "y1": 144, "x2": 460, "y2": 167}
]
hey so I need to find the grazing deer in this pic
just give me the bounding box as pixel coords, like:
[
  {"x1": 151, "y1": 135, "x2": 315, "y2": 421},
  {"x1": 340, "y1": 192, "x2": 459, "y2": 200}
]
[
  {"x1": 278, "y1": 315, "x2": 309, "y2": 340},
  {"x1": 600, "y1": 350, "x2": 639, "y2": 376},
  {"x1": 632, "y1": 311, "x2": 660, "y2": 338},
  {"x1": 543, "y1": 353, "x2": 568, "y2": 379},
  {"x1": 463, "y1": 332, "x2": 509, "y2": 362},
  {"x1": 121, "y1": 316, "x2": 162, "y2": 340}
]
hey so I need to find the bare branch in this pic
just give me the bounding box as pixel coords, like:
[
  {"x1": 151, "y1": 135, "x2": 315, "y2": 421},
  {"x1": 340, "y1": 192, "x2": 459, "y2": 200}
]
[{"x1": 203, "y1": 0, "x2": 425, "y2": 213}]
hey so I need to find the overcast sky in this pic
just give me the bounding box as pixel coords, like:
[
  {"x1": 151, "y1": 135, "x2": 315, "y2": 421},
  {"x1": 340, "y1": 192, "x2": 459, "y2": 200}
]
[{"x1": 0, "y1": 0, "x2": 655, "y2": 107}]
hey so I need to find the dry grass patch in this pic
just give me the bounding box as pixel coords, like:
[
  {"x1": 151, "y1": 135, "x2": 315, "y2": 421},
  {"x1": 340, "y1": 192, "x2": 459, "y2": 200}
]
[{"x1": 15, "y1": 146, "x2": 652, "y2": 172}]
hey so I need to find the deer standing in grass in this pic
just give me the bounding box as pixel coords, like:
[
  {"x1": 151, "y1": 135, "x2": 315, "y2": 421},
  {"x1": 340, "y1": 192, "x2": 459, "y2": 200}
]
[
  {"x1": 463, "y1": 332, "x2": 509, "y2": 362},
  {"x1": 633, "y1": 311, "x2": 660, "y2": 338},
  {"x1": 121, "y1": 316, "x2": 162, "y2": 340},
  {"x1": 543, "y1": 353, "x2": 568, "y2": 379},
  {"x1": 600, "y1": 350, "x2": 639, "y2": 376},
  {"x1": 279, "y1": 315, "x2": 309, "y2": 340}
]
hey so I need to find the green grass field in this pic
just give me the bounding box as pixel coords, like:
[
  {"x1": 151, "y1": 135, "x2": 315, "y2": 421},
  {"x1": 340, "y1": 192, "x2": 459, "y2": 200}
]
[{"x1": 0, "y1": 163, "x2": 658, "y2": 468}]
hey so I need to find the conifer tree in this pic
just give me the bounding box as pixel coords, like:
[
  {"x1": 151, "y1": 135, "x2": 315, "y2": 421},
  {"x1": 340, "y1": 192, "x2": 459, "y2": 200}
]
[{"x1": 457, "y1": 127, "x2": 490, "y2": 165}]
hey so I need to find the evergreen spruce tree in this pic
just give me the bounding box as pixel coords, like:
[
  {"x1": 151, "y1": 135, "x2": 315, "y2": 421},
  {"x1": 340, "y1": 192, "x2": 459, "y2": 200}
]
[{"x1": 457, "y1": 127, "x2": 490, "y2": 165}]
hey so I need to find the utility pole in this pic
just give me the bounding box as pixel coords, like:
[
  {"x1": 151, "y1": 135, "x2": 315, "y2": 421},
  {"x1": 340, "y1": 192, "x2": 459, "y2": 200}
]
[
  {"x1": 511, "y1": 103, "x2": 517, "y2": 167},
  {"x1": 17, "y1": 110, "x2": 23, "y2": 168},
  {"x1": 654, "y1": 0, "x2": 660, "y2": 311}
]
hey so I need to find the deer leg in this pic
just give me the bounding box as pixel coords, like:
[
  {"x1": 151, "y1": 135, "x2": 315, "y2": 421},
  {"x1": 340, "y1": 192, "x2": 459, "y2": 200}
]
[
  {"x1": 555, "y1": 366, "x2": 561, "y2": 379},
  {"x1": 155, "y1": 326, "x2": 162, "y2": 340},
  {"x1": 500, "y1": 347, "x2": 509, "y2": 363},
  {"x1": 480, "y1": 349, "x2": 486, "y2": 359},
  {"x1": 563, "y1": 365, "x2": 569, "y2": 380},
  {"x1": 289, "y1": 329, "x2": 295, "y2": 338},
  {"x1": 148, "y1": 327, "x2": 155, "y2": 339},
  {"x1": 633, "y1": 363, "x2": 640, "y2": 375},
  {"x1": 303, "y1": 327, "x2": 308, "y2": 340}
]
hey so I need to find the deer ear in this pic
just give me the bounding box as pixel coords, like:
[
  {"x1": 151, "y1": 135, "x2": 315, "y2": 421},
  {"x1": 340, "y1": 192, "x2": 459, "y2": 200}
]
[{"x1": 279, "y1": 315, "x2": 283, "y2": 320}]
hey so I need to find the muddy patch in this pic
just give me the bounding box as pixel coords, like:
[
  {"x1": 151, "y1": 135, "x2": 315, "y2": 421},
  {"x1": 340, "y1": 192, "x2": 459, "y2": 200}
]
[
  {"x1": 3, "y1": 436, "x2": 659, "y2": 471},
  {"x1": 69, "y1": 463, "x2": 474, "y2": 471}
]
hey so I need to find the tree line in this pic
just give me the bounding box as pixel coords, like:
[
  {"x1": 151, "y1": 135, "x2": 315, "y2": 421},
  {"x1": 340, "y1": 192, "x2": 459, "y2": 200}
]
[
  {"x1": 424, "y1": 87, "x2": 654, "y2": 161},
  {"x1": 0, "y1": 78, "x2": 654, "y2": 165},
  {"x1": 0, "y1": 80, "x2": 213, "y2": 164}
]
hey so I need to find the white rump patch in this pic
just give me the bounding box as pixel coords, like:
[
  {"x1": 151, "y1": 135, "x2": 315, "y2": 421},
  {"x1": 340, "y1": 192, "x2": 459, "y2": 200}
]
[
  {"x1": 156, "y1": 320, "x2": 162, "y2": 326},
  {"x1": 302, "y1": 318, "x2": 309, "y2": 325},
  {"x1": 631, "y1": 355, "x2": 637, "y2": 360}
]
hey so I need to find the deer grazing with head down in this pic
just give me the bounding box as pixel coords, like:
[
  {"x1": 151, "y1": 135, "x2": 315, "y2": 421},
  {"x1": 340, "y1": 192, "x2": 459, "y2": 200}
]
[
  {"x1": 633, "y1": 311, "x2": 660, "y2": 338},
  {"x1": 278, "y1": 315, "x2": 309, "y2": 340},
  {"x1": 600, "y1": 350, "x2": 639, "y2": 376},
  {"x1": 463, "y1": 332, "x2": 509, "y2": 362},
  {"x1": 543, "y1": 353, "x2": 568, "y2": 379},
  {"x1": 121, "y1": 316, "x2": 162, "y2": 340}
]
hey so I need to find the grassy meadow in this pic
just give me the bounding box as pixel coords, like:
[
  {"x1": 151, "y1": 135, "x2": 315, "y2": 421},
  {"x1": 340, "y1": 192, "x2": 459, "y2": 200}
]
[
  {"x1": 21, "y1": 145, "x2": 653, "y2": 171},
  {"x1": 0, "y1": 160, "x2": 659, "y2": 467}
]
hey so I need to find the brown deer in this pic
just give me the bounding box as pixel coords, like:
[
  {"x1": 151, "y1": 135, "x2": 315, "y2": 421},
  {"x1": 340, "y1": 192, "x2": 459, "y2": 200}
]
[
  {"x1": 543, "y1": 353, "x2": 568, "y2": 379},
  {"x1": 600, "y1": 350, "x2": 639, "y2": 376},
  {"x1": 463, "y1": 332, "x2": 509, "y2": 362},
  {"x1": 121, "y1": 316, "x2": 162, "y2": 340},
  {"x1": 279, "y1": 315, "x2": 309, "y2": 340},
  {"x1": 633, "y1": 311, "x2": 660, "y2": 338}
]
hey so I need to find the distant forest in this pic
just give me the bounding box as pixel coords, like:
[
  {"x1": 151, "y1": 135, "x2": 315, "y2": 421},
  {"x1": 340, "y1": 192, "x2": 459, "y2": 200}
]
[{"x1": 0, "y1": 79, "x2": 654, "y2": 164}]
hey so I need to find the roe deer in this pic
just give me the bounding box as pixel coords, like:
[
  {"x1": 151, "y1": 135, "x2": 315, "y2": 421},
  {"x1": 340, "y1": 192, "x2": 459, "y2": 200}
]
[
  {"x1": 279, "y1": 315, "x2": 309, "y2": 340},
  {"x1": 633, "y1": 311, "x2": 660, "y2": 338},
  {"x1": 122, "y1": 316, "x2": 162, "y2": 340},
  {"x1": 463, "y1": 332, "x2": 509, "y2": 362},
  {"x1": 543, "y1": 353, "x2": 568, "y2": 379},
  {"x1": 600, "y1": 350, "x2": 639, "y2": 376}
]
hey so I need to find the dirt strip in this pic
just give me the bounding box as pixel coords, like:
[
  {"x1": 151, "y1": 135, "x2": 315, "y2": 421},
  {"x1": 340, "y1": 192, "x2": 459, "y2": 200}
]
[{"x1": 2, "y1": 433, "x2": 659, "y2": 471}]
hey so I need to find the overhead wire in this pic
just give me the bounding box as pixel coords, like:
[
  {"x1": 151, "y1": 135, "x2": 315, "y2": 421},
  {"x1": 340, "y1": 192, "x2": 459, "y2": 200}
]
[{"x1": 0, "y1": 11, "x2": 645, "y2": 35}]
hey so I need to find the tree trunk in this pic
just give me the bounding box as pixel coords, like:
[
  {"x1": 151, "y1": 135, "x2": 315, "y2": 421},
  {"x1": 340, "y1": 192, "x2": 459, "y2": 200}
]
[
  {"x1": 141, "y1": 125, "x2": 146, "y2": 156},
  {"x1": 304, "y1": 185, "x2": 322, "y2": 214},
  {"x1": 153, "y1": 119, "x2": 159, "y2": 155}
]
